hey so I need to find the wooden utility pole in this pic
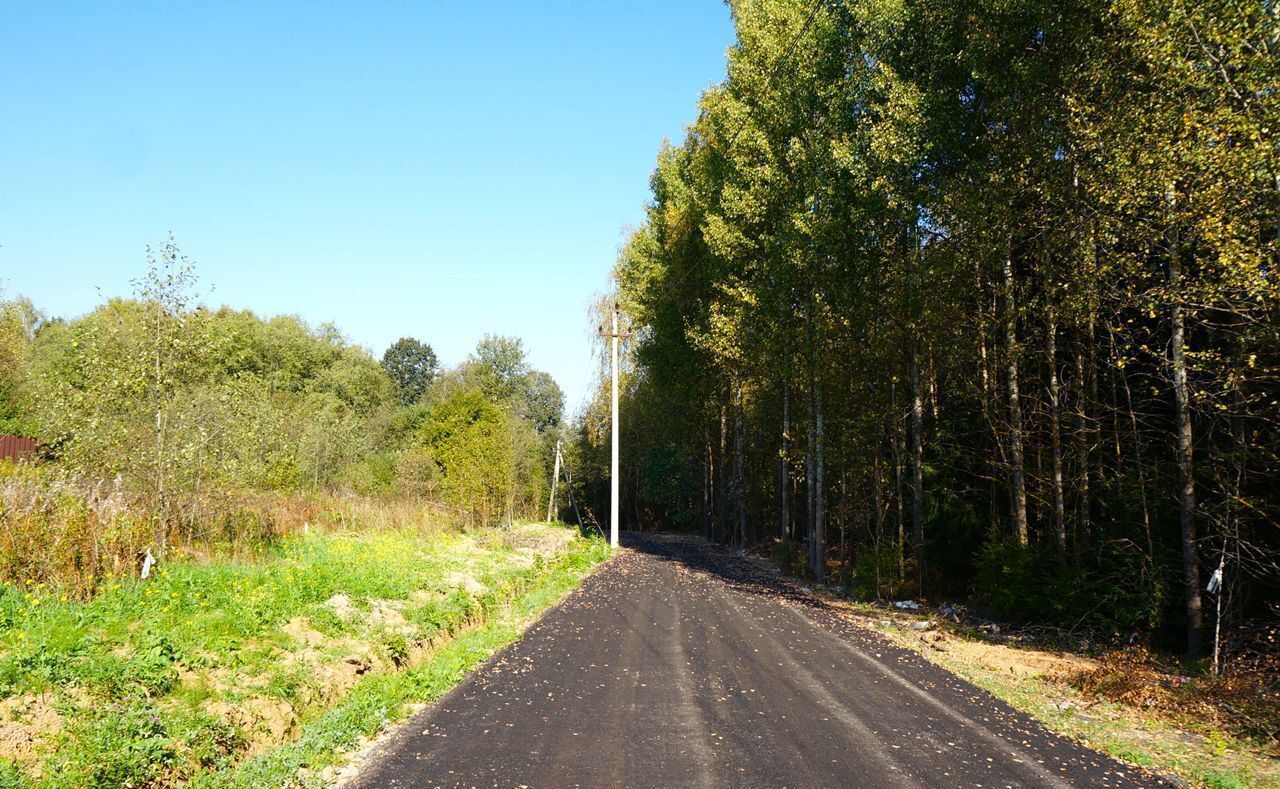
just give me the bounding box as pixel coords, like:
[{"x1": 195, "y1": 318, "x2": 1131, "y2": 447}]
[
  {"x1": 561, "y1": 448, "x2": 588, "y2": 534},
  {"x1": 547, "y1": 441, "x2": 562, "y2": 522},
  {"x1": 600, "y1": 305, "x2": 631, "y2": 549}
]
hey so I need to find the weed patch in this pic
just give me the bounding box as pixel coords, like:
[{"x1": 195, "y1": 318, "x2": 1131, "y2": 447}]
[{"x1": 0, "y1": 520, "x2": 605, "y2": 787}]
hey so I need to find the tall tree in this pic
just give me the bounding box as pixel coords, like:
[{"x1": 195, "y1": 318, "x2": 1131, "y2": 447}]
[{"x1": 382, "y1": 337, "x2": 438, "y2": 405}]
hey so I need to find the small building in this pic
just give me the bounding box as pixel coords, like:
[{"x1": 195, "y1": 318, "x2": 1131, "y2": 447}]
[{"x1": 0, "y1": 436, "x2": 37, "y2": 463}]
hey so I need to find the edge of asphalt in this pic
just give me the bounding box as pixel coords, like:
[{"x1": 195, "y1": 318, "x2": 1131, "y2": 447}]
[
  {"x1": 691, "y1": 535, "x2": 1186, "y2": 789},
  {"x1": 335, "y1": 532, "x2": 1182, "y2": 788},
  {"x1": 329, "y1": 543, "x2": 620, "y2": 787}
]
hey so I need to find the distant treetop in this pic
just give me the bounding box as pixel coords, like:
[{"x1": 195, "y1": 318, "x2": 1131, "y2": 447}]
[{"x1": 382, "y1": 337, "x2": 439, "y2": 405}]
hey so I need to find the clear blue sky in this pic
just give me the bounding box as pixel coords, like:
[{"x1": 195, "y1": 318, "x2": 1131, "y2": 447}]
[{"x1": 0, "y1": 1, "x2": 734, "y2": 412}]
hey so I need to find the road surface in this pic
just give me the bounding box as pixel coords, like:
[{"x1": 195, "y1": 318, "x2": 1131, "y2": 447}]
[{"x1": 349, "y1": 532, "x2": 1164, "y2": 788}]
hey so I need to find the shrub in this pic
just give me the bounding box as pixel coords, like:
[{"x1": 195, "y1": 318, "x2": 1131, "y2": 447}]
[{"x1": 973, "y1": 538, "x2": 1163, "y2": 639}]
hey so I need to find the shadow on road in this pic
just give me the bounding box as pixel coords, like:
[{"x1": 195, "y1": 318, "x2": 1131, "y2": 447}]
[{"x1": 620, "y1": 530, "x2": 830, "y2": 611}]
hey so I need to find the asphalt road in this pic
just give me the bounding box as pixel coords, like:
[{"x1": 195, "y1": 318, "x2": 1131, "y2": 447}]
[{"x1": 349, "y1": 532, "x2": 1166, "y2": 788}]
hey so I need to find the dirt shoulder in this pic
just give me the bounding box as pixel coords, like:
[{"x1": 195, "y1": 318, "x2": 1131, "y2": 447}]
[{"x1": 743, "y1": 544, "x2": 1278, "y2": 789}]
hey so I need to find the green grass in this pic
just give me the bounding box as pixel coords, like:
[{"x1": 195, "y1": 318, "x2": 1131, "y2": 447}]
[
  {"x1": 196, "y1": 538, "x2": 607, "y2": 788},
  {"x1": 0, "y1": 521, "x2": 608, "y2": 788}
]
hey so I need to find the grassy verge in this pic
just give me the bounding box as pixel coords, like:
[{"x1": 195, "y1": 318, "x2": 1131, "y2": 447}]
[
  {"x1": 0, "y1": 520, "x2": 608, "y2": 788},
  {"x1": 198, "y1": 534, "x2": 607, "y2": 788},
  {"x1": 829, "y1": 600, "x2": 1278, "y2": 789}
]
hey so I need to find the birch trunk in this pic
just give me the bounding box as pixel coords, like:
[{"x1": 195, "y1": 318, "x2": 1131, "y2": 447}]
[
  {"x1": 719, "y1": 403, "x2": 728, "y2": 544},
  {"x1": 814, "y1": 381, "x2": 826, "y2": 583},
  {"x1": 806, "y1": 386, "x2": 816, "y2": 572},
  {"x1": 732, "y1": 381, "x2": 747, "y2": 546},
  {"x1": 1074, "y1": 343, "x2": 1092, "y2": 545},
  {"x1": 1004, "y1": 246, "x2": 1029, "y2": 546},
  {"x1": 873, "y1": 451, "x2": 884, "y2": 598},
  {"x1": 891, "y1": 380, "x2": 906, "y2": 583},
  {"x1": 1114, "y1": 330, "x2": 1154, "y2": 560},
  {"x1": 1047, "y1": 303, "x2": 1066, "y2": 552},
  {"x1": 704, "y1": 428, "x2": 714, "y2": 541},
  {"x1": 781, "y1": 382, "x2": 790, "y2": 543},
  {"x1": 910, "y1": 354, "x2": 926, "y2": 594},
  {"x1": 1168, "y1": 200, "x2": 1203, "y2": 658}
]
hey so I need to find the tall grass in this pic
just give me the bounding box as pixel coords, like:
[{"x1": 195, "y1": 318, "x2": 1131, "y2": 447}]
[{"x1": 0, "y1": 462, "x2": 462, "y2": 598}]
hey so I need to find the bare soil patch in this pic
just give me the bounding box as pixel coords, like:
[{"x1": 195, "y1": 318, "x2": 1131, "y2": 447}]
[{"x1": 0, "y1": 694, "x2": 62, "y2": 770}]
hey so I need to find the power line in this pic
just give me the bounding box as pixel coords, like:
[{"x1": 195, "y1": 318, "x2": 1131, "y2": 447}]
[
  {"x1": 724, "y1": 0, "x2": 825, "y2": 151},
  {"x1": 550, "y1": 349, "x2": 610, "y2": 540}
]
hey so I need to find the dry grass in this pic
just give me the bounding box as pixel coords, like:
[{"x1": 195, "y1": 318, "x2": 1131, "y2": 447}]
[
  {"x1": 0, "y1": 461, "x2": 464, "y2": 598},
  {"x1": 1070, "y1": 640, "x2": 1280, "y2": 747},
  {"x1": 829, "y1": 598, "x2": 1280, "y2": 787},
  {"x1": 0, "y1": 462, "x2": 150, "y2": 596}
]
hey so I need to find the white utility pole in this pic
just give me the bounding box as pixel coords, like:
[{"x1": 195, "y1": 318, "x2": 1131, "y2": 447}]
[
  {"x1": 599, "y1": 304, "x2": 629, "y2": 549},
  {"x1": 547, "y1": 441, "x2": 562, "y2": 523},
  {"x1": 609, "y1": 306, "x2": 621, "y2": 548}
]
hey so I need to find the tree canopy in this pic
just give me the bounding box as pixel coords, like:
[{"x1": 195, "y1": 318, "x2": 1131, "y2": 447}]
[
  {"x1": 577, "y1": 0, "x2": 1279, "y2": 660},
  {"x1": 382, "y1": 337, "x2": 439, "y2": 405},
  {"x1": 1, "y1": 246, "x2": 565, "y2": 549}
]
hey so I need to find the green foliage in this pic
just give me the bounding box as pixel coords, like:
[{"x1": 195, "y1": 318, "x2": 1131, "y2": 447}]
[
  {"x1": 973, "y1": 539, "x2": 1163, "y2": 637},
  {"x1": 379, "y1": 631, "x2": 410, "y2": 666},
  {"x1": 49, "y1": 700, "x2": 181, "y2": 787},
  {"x1": 518, "y1": 370, "x2": 564, "y2": 434},
  {"x1": 467, "y1": 335, "x2": 529, "y2": 403},
  {"x1": 21, "y1": 294, "x2": 387, "y2": 496},
  {"x1": 40, "y1": 700, "x2": 241, "y2": 788},
  {"x1": 417, "y1": 388, "x2": 526, "y2": 525},
  {"x1": 0, "y1": 760, "x2": 28, "y2": 788},
  {"x1": 852, "y1": 542, "x2": 904, "y2": 601},
  {"x1": 1201, "y1": 769, "x2": 1249, "y2": 789},
  {"x1": 586, "y1": 0, "x2": 1279, "y2": 655},
  {"x1": 0, "y1": 294, "x2": 41, "y2": 437},
  {"x1": 0, "y1": 522, "x2": 604, "y2": 786},
  {"x1": 381, "y1": 337, "x2": 438, "y2": 405},
  {"x1": 2, "y1": 241, "x2": 565, "y2": 550}
]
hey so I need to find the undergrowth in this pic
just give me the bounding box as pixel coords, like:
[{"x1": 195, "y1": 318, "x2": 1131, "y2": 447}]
[
  {"x1": 0, "y1": 461, "x2": 462, "y2": 598},
  {"x1": 0, "y1": 518, "x2": 606, "y2": 787}
]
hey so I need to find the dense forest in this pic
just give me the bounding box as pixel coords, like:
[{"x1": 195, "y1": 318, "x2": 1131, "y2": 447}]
[
  {"x1": 576, "y1": 0, "x2": 1278, "y2": 661},
  {"x1": 0, "y1": 241, "x2": 563, "y2": 593}
]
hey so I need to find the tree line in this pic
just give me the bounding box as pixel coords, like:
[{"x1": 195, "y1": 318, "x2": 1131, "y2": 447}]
[
  {"x1": 577, "y1": 0, "x2": 1278, "y2": 660},
  {"x1": 0, "y1": 241, "x2": 563, "y2": 582}
]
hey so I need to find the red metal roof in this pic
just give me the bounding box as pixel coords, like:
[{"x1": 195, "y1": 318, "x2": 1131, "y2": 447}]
[{"x1": 0, "y1": 436, "x2": 37, "y2": 463}]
